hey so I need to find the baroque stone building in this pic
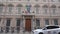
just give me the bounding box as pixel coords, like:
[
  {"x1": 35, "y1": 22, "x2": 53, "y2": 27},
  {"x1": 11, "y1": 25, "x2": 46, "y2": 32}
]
[{"x1": 0, "y1": 0, "x2": 60, "y2": 32}]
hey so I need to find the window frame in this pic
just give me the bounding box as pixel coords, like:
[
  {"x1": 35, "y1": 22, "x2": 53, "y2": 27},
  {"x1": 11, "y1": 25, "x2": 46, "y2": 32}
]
[{"x1": 45, "y1": 19, "x2": 49, "y2": 25}]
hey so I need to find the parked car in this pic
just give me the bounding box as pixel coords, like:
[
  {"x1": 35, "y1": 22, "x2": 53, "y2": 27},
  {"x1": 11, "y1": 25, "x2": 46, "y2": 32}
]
[{"x1": 32, "y1": 25, "x2": 60, "y2": 34}]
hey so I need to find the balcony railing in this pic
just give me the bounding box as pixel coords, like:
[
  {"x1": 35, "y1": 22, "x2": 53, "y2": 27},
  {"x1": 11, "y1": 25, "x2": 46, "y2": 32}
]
[{"x1": 22, "y1": 11, "x2": 35, "y2": 15}]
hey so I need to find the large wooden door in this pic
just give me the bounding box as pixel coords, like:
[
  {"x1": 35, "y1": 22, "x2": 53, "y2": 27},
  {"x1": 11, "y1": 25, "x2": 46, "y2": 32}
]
[{"x1": 25, "y1": 19, "x2": 31, "y2": 31}]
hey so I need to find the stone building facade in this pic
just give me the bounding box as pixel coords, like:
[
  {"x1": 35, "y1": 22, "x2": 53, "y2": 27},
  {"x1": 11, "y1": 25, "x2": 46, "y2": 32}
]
[{"x1": 0, "y1": 0, "x2": 60, "y2": 32}]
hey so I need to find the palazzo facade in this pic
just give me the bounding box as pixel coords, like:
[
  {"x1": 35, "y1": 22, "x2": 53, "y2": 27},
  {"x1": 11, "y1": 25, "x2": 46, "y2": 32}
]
[{"x1": 0, "y1": 0, "x2": 60, "y2": 32}]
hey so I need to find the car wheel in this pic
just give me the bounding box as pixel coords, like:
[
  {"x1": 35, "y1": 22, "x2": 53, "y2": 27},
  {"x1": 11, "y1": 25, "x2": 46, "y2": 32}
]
[
  {"x1": 39, "y1": 32, "x2": 43, "y2": 34},
  {"x1": 58, "y1": 32, "x2": 60, "y2": 34}
]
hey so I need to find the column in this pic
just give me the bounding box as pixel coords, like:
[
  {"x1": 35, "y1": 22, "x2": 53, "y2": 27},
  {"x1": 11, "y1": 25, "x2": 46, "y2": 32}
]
[
  {"x1": 49, "y1": 18, "x2": 54, "y2": 25},
  {"x1": 31, "y1": 16, "x2": 35, "y2": 30},
  {"x1": 40, "y1": 18, "x2": 45, "y2": 28},
  {"x1": 11, "y1": 18, "x2": 16, "y2": 27}
]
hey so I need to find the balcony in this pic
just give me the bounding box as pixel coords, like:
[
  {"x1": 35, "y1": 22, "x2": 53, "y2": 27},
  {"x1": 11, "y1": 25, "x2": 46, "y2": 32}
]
[{"x1": 21, "y1": 11, "x2": 35, "y2": 16}]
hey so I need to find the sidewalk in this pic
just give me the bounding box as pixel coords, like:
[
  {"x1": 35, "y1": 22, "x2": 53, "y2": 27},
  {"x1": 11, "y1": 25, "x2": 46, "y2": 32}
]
[{"x1": 0, "y1": 31, "x2": 33, "y2": 34}]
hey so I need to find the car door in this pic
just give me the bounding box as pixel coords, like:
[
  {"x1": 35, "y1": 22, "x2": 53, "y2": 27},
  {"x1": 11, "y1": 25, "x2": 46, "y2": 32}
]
[
  {"x1": 43, "y1": 26, "x2": 59, "y2": 34},
  {"x1": 43, "y1": 29, "x2": 53, "y2": 34},
  {"x1": 43, "y1": 27, "x2": 52, "y2": 34}
]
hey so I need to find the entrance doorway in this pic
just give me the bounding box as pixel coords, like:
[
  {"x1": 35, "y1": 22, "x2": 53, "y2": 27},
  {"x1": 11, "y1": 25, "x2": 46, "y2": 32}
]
[{"x1": 25, "y1": 19, "x2": 31, "y2": 31}]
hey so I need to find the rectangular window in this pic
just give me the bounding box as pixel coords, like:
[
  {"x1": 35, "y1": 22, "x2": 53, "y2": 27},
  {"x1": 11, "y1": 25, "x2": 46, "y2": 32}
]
[
  {"x1": 51, "y1": 0, "x2": 55, "y2": 2},
  {"x1": 45, "y1": 19, "x2": 49, "y2": 25},
  {"x1": 44, "y1": 8, "x2": 47, "y2": 14},
  {"x1": 35, "y1": 8, "x2": 39, "y2": 14},
  {"x1": 8, "y1": 7, "x2": 12, "y2": 13},
  {"x1": 35, "y1": 0, "x2": 39, "y2": 1},
  {"x1": 6, "y1": 19, "x2": 11, "y2": 26},
  {"x1": 0, "y1": 18, "x2": 1, "y2": 23},
  {"x1": 36, "y1": 19, "x2": 40, "y2": 29},
  {"x1": 0, "y1": 6, "x2": 3, "y2": 13},
  {"x1": 16, "y1": 19, "x2": 21, "y2": 32},
  {"x1": 27, "y1": 0, "x2": 30, "y2": 1},
  {"x1": 54, "y1": 19, "x2": 58, "y2": 25},
  {"x1": 17, "y1": 7, "x2": 21, "y2": 14},
  {"x1": 43, "y1": 0, "x2": 46, "y2": 2},
  {"x1": 52, "y1": 8, "x2": 56, "y2": 14},
  {"x1": 59, "y1": 0, "x2": 60, "y2": 2},
  {"x1": 5, "y1": 18, "x2": 11, "y2": 33},
  {"x1": 16, "y1": 19, "x2": 21, "y2": 26}
]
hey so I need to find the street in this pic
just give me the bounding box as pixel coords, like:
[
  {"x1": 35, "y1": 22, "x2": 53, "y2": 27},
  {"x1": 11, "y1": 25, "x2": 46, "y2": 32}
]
[{"x1": 0, "y1": 30, "x2": 33, "y2": 34}]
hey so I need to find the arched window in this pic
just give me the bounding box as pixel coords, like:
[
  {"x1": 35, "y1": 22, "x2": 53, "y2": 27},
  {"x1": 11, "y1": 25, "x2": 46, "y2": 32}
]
[
  {"x1": 16, "y1": 4, "x2": 23, "y2": 14},
  {"x1": 42, "y1": 5, "x2": 48, "y2": 14},
  {"x1": 0, "y1": 4, "x2": 4, "y2": 14},
  {"x1": 26, "y1": 5, "x2": 31, "y2": 13},
  {"x1": 8, "y1": 4, "x2": 14, "y2": 13},
  {"x1": 34, "y1": 4, "x2": 40, "y2": 14},
  {"x1": 51, "y1": 5, "x2": 56, "y2": 14}
]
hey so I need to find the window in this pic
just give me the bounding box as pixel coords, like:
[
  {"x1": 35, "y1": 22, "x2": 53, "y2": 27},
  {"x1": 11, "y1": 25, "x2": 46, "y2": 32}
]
[
  {"x1": 0, "y1": 6, "x2": 3, "y2": 13},
  {"x1": 16, "y1": 19, "x2": 21, "y2": 26},
  {"x1": 45, "y1": 19, "x2": 49, "y2": 25},
  {"x1": 8, "y1": 4, "x2": 14, "y2": 13},
  {"x1": 0, "y1": 18, "x2": 1, "y2": 23},
  {"x1": 17, "y1": 4, "x2": 23, "y2": 14},
  {"x1": 43, "y1": 0, "x2": 46, "y2": 2},
  {"x1": 59, "y1": 0, "x2": 60, "y2": 1},
  {"x1": 26, "y1": 5, "x2": 31, "y2": 13},
  {"x1": 52, "y1": 8, "x2": 56, "y2": 14},
  {"x1": 27, "y1": 0, "x2": 30, "y2": 1},
  {"x1": 16, "y1": 19, "x2": 21, "y2": 33},
  {"x1": 34, "y1": 4, "x2": 40, "y2": 14},
  {"x1": 42, "y1": 5, "x2": 48, "y2": 14},
  {"x1": 19, "y1": 0, "x2": 21, "y2": 1},
  {"x1": 5, "y1": 18, "x2": 11, "y2": 33},
  {"x1": 44, "y1": 8, "x2": 47, "y2": 14},
  {"x1": 35, "y1": 0, "x2": 39, "y2": 1},
  {"x1": 36, "y1": 19, "x2": 40, "y2": 29},
  {"x1": 46, "y1": 26, "x2": 59, "y2": 29},
  {"x1": 10, "y1": 0, "x2": 13, "y2": 1},
  {"x1": 8, "y1": 7, "x2": 12, "y2": 13},
  {"x1": 54, "y1": 19, "x2": 58, "y2": 25},
  {"x1": 0, "y1": 4, "x2": 4, "y2": 13},
  {"x1": 51, "y1": 0, "x2": 55, "y2": 2},
  {"x1": 35, "y1": 7, "x2": 39, "y2": 14},
  {"x1": 6, "y1": 19, "x2": 11, "y2": 26},
  {"x1": 51, "y1": 5, "x2": 56, "y2": 14},
  {"x1": 17, "y1": 7, "x2": 21, "y2": 14}
]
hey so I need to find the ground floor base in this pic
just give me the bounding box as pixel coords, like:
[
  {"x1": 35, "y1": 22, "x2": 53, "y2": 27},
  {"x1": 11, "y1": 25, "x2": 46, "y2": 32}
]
[{"x1": 0, "y1": 15, "x2": 60, "y2": 32}]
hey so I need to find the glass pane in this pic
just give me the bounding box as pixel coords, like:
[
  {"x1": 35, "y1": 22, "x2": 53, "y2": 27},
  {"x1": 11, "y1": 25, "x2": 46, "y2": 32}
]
[
  {"x1": 16, "y1": 19, "x2": 20, "y2": 26},
  {"x1": 45, "y1": 19, "x2": 49, "y2": 25},
  {"x1": 18, "y1": 7, "x2": 21, "y2": 14},
  {"x1": 54, "y1": 19, "x2": 58, "y2": 25},
  {"x1": 8, "y1": 7, "x2": 12, "y2": 12},
  {"x1": 36, "y1": 19, "x2": 40, "y2": 29},
  {"x1": 35, "y1": 8, "x2": 39, "y2": 14},
  {"x1": 0, "y1": 6, "x2": 3, "y2": 13},
  {"x1": 6, "y1": 19, "x2": 11, "y2": 33}
]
